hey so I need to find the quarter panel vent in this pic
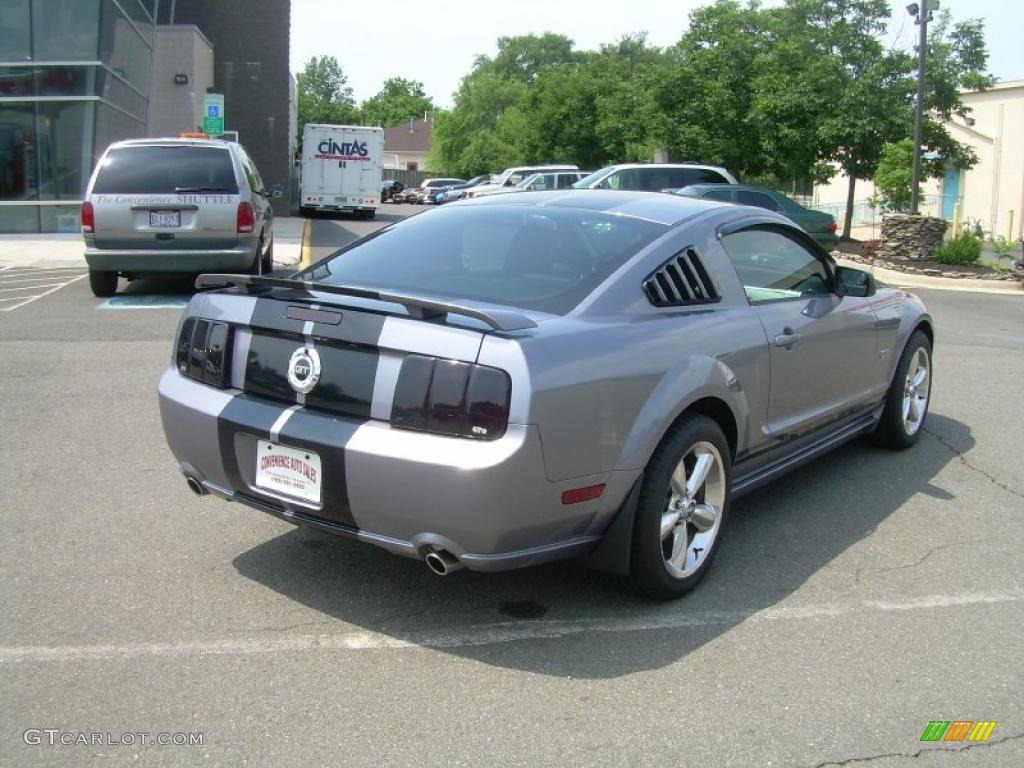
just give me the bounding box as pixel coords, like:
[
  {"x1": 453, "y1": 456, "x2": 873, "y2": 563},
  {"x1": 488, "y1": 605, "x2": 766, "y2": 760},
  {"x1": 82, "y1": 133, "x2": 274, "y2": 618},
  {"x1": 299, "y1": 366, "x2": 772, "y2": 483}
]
[{"x1": 642, "y1": 247, "x2": 721, "y2": 307}]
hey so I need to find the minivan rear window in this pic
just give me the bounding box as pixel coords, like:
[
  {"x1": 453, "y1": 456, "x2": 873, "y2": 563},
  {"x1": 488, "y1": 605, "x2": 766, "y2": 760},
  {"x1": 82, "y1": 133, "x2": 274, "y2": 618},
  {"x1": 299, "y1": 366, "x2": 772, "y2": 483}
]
[{"x1": 92, "y1": 146, "x2": 239, "y2": 194}]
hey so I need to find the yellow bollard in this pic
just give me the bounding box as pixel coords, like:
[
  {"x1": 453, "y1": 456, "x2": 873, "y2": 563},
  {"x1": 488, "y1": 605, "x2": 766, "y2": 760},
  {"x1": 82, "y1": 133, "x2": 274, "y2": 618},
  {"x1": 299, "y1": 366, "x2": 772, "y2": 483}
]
[
  {"x1": 1008, "y1": 210, "x2": 1014, "y2": 241},
  {"x1": 952, "y1": 202, "x2": 961, "y2": 238}
]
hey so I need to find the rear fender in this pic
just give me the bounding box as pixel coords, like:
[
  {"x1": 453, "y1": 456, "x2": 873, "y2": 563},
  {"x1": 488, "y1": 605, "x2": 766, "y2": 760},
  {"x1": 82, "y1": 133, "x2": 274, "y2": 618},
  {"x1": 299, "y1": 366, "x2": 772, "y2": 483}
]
[{"x1": 615, "y1": 354, "x2": 749, "y2": 472}]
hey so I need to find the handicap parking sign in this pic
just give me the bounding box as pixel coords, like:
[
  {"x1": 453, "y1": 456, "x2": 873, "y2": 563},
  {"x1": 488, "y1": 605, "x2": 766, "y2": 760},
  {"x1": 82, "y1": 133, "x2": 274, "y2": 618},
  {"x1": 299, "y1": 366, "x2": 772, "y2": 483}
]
[{"x1": 207, "y1": 105, "x2": 220, "y2": 117}]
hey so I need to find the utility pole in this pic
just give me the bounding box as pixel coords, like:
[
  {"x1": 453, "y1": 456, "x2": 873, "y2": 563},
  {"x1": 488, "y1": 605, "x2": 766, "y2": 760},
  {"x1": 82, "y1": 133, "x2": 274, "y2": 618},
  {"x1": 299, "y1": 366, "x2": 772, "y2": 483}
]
[{"x1": 908, "y1": 1, "x2": 939, "y2": 215}]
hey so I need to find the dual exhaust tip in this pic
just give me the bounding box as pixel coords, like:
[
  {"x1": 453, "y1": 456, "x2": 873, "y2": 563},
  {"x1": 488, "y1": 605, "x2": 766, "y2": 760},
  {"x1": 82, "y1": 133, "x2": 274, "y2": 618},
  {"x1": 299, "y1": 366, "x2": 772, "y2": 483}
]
[{"x1": 186, "y1": 474, "x2": 464, "y2": 576}]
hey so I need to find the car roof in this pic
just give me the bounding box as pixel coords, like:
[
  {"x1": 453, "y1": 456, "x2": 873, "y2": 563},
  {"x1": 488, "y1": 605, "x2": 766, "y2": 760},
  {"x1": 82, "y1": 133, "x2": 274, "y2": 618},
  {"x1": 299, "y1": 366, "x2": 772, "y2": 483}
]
[
  {"x1": 604, "y1": 162, "x2": 728, "y2": 172},
  {"x1": 681, "y1": 183, "x2": 779, "y2": 194},
  {"x1": 108, "y1": 138, "x2": 236, "y2": 150},
  {"x1": 459, "y1": 189, "x2": 743, "y2": 226}
]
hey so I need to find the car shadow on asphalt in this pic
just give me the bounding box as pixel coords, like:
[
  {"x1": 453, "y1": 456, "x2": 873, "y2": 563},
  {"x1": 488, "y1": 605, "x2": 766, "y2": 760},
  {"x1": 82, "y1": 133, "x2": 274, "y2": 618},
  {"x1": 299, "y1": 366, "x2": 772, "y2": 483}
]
[{"x1": 232, "y1": 412, "x2": 970, "y2": 679}]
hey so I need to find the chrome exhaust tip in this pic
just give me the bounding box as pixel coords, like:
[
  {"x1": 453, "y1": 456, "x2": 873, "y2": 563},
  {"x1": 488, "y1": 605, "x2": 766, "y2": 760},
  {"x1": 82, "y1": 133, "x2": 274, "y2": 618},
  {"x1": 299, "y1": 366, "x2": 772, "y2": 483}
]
[
  {"x1": 425, "y1": 550, "x2": 463, "y2": 576},
  {"x1": 185, "y1": 476, "x2": 207, "y2": 496}
]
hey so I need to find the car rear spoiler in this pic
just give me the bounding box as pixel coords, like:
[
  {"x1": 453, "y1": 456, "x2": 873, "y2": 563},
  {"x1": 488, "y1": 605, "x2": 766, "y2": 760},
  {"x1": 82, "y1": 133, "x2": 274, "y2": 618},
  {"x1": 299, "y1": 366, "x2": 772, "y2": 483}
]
[{"x1": 195, "y1": 273, "x2": 538, "y2": 332}]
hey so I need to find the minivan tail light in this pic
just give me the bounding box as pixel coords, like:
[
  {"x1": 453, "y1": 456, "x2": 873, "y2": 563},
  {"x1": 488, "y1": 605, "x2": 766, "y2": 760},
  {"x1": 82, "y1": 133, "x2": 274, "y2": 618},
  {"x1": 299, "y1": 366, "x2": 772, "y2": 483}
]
[
  {"x1": 827, "y1": 222, "x2": 837, "y2": 234},
  {"x1": 237, "y1": 202, "x2": 255, "y2": 233},
  {"x1": 390, "y1": 354, "x2": 511, "y2": 440},
  {"x1": 81, "y1": 201, "x2": 94, "y2": 233}
]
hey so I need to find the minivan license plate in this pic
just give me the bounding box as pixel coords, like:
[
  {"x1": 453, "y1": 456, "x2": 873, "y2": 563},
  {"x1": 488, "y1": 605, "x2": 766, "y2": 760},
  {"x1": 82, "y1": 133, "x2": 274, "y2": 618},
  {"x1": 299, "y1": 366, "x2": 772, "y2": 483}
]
[
  {"x1": 255, "y1": 441, "x2": 322, "y2": 504},
  {"x1": 150, "y1": 210, "x2": 180, "y2": 228}
]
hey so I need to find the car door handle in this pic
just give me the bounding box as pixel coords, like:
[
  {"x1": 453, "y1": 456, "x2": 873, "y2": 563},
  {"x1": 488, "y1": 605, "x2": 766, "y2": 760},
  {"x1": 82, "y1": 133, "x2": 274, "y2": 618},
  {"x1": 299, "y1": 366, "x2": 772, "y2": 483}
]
[{"x1": 774, "y1": 328, "x2": 801, "y2": 348}]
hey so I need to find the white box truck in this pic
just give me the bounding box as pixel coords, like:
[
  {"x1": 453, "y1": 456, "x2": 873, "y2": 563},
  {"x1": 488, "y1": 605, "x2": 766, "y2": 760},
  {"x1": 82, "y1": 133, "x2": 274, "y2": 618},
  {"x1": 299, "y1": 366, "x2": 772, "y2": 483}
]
[{"x1": 299, "y1": 124, "x2": 384, "y2": 219}]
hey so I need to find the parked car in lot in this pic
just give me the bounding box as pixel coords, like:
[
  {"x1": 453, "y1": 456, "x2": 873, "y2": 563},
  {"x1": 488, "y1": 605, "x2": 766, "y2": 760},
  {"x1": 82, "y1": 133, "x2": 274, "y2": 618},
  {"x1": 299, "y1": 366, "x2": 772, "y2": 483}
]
[
  {"x1": 414, "y1": 177, "x2": 465, "y2": 204},
  {"x1": 83, "y1": 138, "x2": 282, "y2": 297},
  {"x1": 433, "y1": 174, "x2": 492, "y2": 204},
  {"x1": 465, "y1": 164, "x2": 579, "y2": 198},
  {"x1": 162, "y1": 191, "x2": 933, "y2": 599},
  {"x1": 381, "y1": 180, "x2": 404, "y2": 202},
  {"x1": 484, "y1": 170, "x2": 590, "y2": 196},
  {"x1": 390, "y1": 186, "x2": 419, "y2": 204},
  {"x1": 573, "y1": 163, "x2": 738, "y2": 191},
  {"x1": 675, "y1": 184, "x2": 839, "y2": 247}
]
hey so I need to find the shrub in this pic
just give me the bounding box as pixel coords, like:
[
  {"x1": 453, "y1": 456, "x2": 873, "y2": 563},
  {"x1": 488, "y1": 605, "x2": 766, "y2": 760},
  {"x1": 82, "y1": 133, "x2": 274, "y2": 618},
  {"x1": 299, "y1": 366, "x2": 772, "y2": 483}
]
[
  {"x1": 934, "y1": 232, "x2": 982, "y2": 265},
  {"x1": 990, "y1": 236, "x2": 1016, "y2": 258}
]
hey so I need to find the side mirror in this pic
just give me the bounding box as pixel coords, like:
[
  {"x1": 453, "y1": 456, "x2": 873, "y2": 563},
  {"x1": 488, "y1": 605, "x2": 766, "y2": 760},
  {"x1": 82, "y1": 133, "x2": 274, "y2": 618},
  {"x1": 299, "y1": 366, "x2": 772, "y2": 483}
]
[
  {"x1": 268, "y1": 184, "x2": 285, "y2": 199},
  {"x1": 835, "y1": 266, "x2": 876, "y2": 297}
]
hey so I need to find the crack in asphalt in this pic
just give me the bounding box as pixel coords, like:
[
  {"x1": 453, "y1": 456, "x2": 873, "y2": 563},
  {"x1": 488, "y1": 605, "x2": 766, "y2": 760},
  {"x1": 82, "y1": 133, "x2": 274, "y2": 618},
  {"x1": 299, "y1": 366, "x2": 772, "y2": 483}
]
[
  {"x1": 924, "y1": 426, "x2": 1024, "y2": 501},
  {"x1": 854, "y1": 539, "x2": 993, "y2": 584},
  {"x1": 811, "y1": 732, "x2": 1024, "y2": 767}
]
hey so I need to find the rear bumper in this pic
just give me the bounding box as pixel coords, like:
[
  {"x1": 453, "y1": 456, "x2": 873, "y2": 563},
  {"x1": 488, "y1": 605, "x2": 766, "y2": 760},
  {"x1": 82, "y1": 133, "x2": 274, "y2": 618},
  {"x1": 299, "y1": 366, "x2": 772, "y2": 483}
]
[
  {"x1": 158, "y1": 369, "x2": 630, "y2": 571},
  {"x1": 85, "y1": 244, "x2": 257, "y2": 273}
]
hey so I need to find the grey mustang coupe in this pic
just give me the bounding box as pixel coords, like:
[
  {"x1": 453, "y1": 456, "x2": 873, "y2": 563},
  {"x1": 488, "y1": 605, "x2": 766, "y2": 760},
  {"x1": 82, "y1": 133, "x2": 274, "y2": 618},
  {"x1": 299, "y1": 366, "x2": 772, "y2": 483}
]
[{"x1": 159, "y1": 191, "x2": 933, "y2": 599}]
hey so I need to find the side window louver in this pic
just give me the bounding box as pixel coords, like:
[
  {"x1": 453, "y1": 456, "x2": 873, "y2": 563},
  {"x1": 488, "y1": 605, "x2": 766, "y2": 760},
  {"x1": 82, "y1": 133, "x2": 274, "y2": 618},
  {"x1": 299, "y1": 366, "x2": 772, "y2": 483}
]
[{"x1": 642, "y1": 247, "x2": 721, "y2": 307}]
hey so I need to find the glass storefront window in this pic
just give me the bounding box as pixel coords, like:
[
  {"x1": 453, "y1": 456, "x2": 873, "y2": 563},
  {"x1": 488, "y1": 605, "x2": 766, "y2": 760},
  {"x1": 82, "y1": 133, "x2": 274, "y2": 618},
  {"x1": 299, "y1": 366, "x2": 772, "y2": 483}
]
[
  {"x1": 31, "y1": 0, "x2": 100, "y2": 60},
  {"x1": 93, "y1": 102, "x2": 143, "y2": 166},
  {"x1": 97, "y1": 68, "x2": 146, "y2": 122},
  {"x1": 0, "y1": 205, "x2": 39, "y2": 232},
  {"x1": 0, "y1": 104, "x2": 37, "y2": 200},
  {"x1": 0, "y1": 65, "x2": 96, "y2": 97},
  {"x1": 99, "y1": 0, "x2": 151, "y2": 94},
  {"x1": 39, "y1": 202, "x2": 81, "y2": 232},
  {"x1": 35, "y1": 100, "x2": 89, "y2": 199},
  {"x1": 0, "y1": 0, "x2": 30, "y2": 61}
]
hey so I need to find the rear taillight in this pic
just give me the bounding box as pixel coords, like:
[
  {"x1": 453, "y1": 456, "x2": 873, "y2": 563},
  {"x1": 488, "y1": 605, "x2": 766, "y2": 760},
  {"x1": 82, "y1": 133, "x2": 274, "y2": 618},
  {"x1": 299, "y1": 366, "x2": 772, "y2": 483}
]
[
  {"x1": 827, "y1": 222, "x2": 837, "y2": 234},
  {"x1": 237, "y1": 202, "x2": 255, "y2": 233},
  {"x1": 176, "y1": 317, "x2": 231, "y2": 388},
  {"x1": 390, "y1": 354, "x2": 511, "y2": 440},
  {"x1": 81, "y1": 201, "x2": 94, "y2": 233}
]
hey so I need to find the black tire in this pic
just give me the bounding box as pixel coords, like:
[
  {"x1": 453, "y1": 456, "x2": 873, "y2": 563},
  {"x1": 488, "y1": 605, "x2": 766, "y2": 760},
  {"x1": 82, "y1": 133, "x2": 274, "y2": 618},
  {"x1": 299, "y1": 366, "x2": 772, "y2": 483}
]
[
  {"x1": 88, "y1": 269, "x2": 118, "y2": 297},
  {"x1": 630, "y1": 413, "x2": 732, "y2": 600},
  {"x1": 299, "y1": 205, "x2": 312, "y2": 218},
  {"x1": 363, "y1": 209, "x2": 376, "y2": 220},
  {"x1": 261, "y1": 235, "x2": 274, "y2": 273},
  {"x1": 249, "y1": 234, "x2": 267, "y2": 275},
  {"x1": 871, "y1": 330, "x2": 932, "y2": 450}
]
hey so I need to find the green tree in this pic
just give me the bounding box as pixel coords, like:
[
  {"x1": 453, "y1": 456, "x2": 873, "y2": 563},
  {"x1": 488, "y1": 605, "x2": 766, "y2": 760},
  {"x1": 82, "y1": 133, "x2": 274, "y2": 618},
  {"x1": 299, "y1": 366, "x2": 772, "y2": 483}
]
[
  {"x1": 484, "y1": 33, "x2": 578, "y2": 82},
  {"x1": 873, "y1": 139, "x2": 918, "y2": 211},
  {"x1": 360, "y1": 78, "x2": 435, "y2": 128},
  {"x1": 296, "y1": 56, "x2": 360, "y2": 131}
]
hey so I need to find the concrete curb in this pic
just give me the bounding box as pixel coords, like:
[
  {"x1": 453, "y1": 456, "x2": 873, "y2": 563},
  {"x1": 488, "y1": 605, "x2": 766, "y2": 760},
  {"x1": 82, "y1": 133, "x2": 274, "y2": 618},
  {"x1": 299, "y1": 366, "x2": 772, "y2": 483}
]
[{"x1": 835, "y1": 257, "x2": 1022, "y2": 296}]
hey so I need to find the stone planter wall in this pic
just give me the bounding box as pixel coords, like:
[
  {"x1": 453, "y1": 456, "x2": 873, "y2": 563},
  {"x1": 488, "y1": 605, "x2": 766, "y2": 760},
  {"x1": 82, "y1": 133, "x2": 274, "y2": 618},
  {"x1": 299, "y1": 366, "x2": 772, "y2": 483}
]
[{"x1": 876, "y1": 214, "x2": 948, "y2": 261}]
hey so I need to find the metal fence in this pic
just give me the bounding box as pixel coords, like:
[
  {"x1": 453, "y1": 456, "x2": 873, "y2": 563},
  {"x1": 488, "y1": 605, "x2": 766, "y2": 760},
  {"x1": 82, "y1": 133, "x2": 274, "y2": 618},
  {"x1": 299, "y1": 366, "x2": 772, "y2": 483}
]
[{"x1": 807, "y1": 195, "x2": 942, "y2": 227}]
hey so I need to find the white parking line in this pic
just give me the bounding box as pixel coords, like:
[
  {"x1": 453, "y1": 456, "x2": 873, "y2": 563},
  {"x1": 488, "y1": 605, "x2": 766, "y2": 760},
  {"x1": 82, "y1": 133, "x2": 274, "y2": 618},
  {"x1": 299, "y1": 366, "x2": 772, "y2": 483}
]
[
  {"x1": 0, "y1": 269, "x2": 87, "y2": 311},
  {"x1": 0, "y1": 588, "x2": 1019, "y2": 663}
]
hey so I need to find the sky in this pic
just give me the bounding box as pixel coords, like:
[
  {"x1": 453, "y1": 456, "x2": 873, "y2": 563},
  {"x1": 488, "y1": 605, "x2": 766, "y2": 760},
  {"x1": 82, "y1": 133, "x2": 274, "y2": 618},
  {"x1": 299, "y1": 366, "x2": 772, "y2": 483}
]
[{"x1": 289, "y1": 0, "x2": 1023, "y2": 108}]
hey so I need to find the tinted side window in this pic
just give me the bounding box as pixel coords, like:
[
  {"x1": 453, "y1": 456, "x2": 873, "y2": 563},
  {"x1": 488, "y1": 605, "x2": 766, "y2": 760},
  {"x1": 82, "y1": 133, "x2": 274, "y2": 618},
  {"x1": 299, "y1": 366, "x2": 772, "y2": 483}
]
[
  {"x1": 555, "y1": 173, "x2": 577, "y2": 189},
  {"x1": 703, "y1": 189, "x2": 734, "y2": 202},
  {"x1": 92, "y1": 146, "x2": 239, "y2": 194},
  {"x1": 721, "y1": 227, "x2": 832, "y2": 303},
  {"x1": 736, "y1": 190, "x2": 779, "y2": 211},
  {"x1": 599, "y1": 169, "x2": 640, "y2": 190},
  {"x1": 684, "y1": 168, "x2": 730, "y2": 185}
]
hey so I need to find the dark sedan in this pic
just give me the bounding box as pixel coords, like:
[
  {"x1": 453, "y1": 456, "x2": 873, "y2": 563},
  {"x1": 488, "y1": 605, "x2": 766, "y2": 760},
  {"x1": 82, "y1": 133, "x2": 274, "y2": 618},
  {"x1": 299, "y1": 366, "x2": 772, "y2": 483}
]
[{"x1": 675, "y1": 184, "x2": 839, "y2": 248}]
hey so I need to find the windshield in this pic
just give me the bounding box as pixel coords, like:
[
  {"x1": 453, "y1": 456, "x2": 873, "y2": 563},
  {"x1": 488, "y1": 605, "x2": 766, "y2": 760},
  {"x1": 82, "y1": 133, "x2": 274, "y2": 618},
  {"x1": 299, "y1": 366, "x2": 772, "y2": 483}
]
[
  {"x1": 572, "y1": 166, "x2": 614, "y2": 189},
  {"x1": 92, "y1": 145, "x2": 239, "y2": 194},
  {"x1": 305, "y1": 205, "x2": 668, "y2": 315}
]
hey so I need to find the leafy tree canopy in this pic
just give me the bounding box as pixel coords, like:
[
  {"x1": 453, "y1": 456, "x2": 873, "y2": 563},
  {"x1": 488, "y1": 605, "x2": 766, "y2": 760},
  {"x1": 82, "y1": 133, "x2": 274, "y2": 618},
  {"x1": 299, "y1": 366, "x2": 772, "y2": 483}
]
[
  {"x1": 296, "y1": 56, "x2": 359, "y2": 129},
  {"x1": 361, "y1": 78, "x2": 435, "y2": 128}
]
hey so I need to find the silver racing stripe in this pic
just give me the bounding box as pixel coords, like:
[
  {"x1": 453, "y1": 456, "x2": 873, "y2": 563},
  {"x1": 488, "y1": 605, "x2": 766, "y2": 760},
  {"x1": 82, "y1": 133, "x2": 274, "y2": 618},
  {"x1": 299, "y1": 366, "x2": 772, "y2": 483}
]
[
  {"x1": 269, "y1": 404, "x2": 303, "y2": 442},
  {"x1": 230, "y1": 328, "x2": 252, "y2": 390},
  {"x1": 370, "y1": 351, "x2": 405, "y2": 420}
]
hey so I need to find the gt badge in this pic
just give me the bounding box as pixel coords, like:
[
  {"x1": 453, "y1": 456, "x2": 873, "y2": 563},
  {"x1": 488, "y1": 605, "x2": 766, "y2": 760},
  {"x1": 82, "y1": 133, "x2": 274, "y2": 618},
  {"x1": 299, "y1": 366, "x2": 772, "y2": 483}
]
[{"x1": 287, "y1": 346, "x2": 321, "y2": 394}]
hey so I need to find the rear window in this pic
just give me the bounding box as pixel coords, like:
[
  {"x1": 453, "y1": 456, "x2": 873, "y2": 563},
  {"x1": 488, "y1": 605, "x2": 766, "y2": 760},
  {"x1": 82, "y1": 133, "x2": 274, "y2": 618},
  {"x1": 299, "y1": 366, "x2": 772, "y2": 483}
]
[
  {"x1": 92, "y1": 146, "x2": 239, "y2": 194},
  {"x1": 306, "y1": 205, "x2": 668, "y2": 315}
]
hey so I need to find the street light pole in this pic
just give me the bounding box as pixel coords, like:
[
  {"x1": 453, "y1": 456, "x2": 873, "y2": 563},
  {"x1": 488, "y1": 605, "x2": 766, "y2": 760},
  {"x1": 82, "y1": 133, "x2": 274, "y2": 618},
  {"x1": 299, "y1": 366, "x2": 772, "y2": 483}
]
[{"x1": 908, "y1": 1, "x2": 938, "y2": 215}]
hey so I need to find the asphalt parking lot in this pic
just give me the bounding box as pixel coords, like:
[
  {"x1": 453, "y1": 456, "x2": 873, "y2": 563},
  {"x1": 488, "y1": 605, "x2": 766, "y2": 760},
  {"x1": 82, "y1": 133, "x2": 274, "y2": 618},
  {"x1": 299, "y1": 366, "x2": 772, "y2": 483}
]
[{"x1": 1, "y1": 204, "x2": 1022, "y2": 767}]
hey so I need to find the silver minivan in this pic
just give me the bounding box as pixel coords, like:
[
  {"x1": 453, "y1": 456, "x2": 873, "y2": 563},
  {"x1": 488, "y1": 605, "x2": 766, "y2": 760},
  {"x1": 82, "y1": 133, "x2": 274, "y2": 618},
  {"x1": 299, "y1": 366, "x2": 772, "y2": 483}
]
[{"x1": 82, "y1": 138, "x2": 282, "y2": 297}]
